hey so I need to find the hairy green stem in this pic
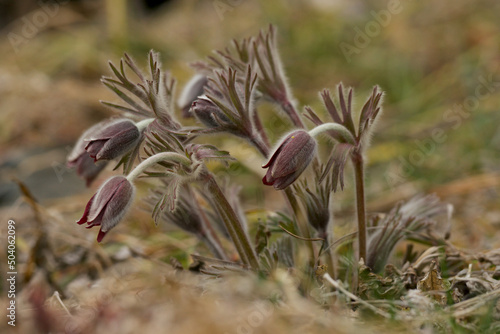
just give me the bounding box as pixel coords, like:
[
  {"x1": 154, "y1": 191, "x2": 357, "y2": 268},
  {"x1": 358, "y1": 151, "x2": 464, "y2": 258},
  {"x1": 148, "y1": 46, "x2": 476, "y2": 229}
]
[
  {"x1": 352, "y1": 151, "x2": 367, "y2": 263},
  {"x1": 251, "y1": 122, "x2": 316, "y2": 270},
  {"x1": 135, "y1": 118, "x2": 155, "y2": 132},
  {"x1": 203, "y1": 172, "x2": 260, "y2": 270},
  {"x1": 188, "y1": 186, "x2": 229, "y2": 261},
  {"x1": 308, "y1": 123, "x2": 356, "y2": 145},
  {"x1": 126, "y1": 152, "x2": 191, "y2": 181}
]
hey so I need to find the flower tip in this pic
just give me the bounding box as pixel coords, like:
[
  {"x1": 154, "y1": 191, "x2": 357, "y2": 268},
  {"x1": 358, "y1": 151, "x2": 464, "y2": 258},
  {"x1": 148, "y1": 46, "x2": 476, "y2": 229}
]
[
  {"x1": 76, "y1": 217, "x2": 87, "y2": 225},
  {"x1": 262, "y1": 174, "x2": 274, "y2": 186},
  {"x1": 96, "y1": 229, "x2": 107, "y2": 243}
]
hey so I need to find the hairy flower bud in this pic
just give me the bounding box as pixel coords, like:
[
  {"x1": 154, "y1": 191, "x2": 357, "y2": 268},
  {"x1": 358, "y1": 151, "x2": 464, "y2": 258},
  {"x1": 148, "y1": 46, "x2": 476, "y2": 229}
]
[
  {"x1": 77, "y1": 176, "x2": 135, "y2": 242},
  {"x1": 178, "y1": 74, "x2": 208, "y2": 118},
  {"x1": 67, "y1": 122, "x2": 109, "y2": 186},
  {"x1": 84, "y1": 119, "x2": 140, "y2": 162},
  {"x1": 262, "y1": 130, "x2": 317, "y2": 190},
  {"x1": 190, "y1": 96, "x2": 231, "y2": 128}
]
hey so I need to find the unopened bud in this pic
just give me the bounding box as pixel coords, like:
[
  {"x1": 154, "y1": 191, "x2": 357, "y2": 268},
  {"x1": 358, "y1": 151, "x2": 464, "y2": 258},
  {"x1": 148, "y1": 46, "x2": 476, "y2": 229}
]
[
  {"x1": 262, "y1": 130, "x2": 317, "y2": 190},
  {"x1": 190, "y1": 96, "x2": 231, "y2": 128},
  {"x1": 76, "y1": 176, "x2": 135, "y2": 242}
]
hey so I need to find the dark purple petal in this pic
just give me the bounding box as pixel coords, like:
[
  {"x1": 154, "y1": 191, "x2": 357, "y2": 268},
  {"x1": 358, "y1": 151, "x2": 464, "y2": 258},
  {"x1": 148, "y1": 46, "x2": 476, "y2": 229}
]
[
  {"x1": 262, "y1": 130, "x2": 316, "y2": 190},
  {"x1": 76, "y1": 194, "x2": 96, "y2": 225},
  {"x1": 95, "y1": 126, "x2": 140, "y2": 160},
  {"x1": 82, "y1": 119, "x2": 140, "y2": 162},
  {"x1": 68, "y1": 121, "x2": 114, "y2": 185},
  {"x1": 272, "y1": 174, "x2": 299, "y2": 190},
  {"x1": 96, "y1": 229, "x2": 107, "y2": 243},
  {"x1": 86, "y1": 209, "x2": 105, "y2": 228},
  {"x1": 270, "y1": 131, "x2": 315, "y2": 179},
  {"x1": 85, "y1": 140, "x2": 107, "y2": 160},
  {"x1": 78, "y1": 176, "x2": 135, "y2": 242},
  {"x1": 262, "y1": 170, "x2": 275, "y2": 186},
  {"x1": 85, "y1": 119, "x2": 136, "y2": 141},
  {"x1": 99, "y1": 180, "x2": 135, "y2": 234},
  {"x1": 67, "y1": 122, "x2": 108, "y2": 163},
  {"x1": 86, "y1": 176, "x2": 126, "y2": 222},
  {"x1": 262, "y1": 138, "x2": 286, "y2": 169}
]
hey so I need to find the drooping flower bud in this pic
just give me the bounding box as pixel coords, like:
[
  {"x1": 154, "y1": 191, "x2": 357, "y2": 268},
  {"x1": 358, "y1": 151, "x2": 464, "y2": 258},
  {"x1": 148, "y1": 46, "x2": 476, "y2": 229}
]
[
  {"x1": 76, "y1": 176, "x2": 135, "y2": 242},
  {"x1": 177, "y1": 74, "x2": 208, "y2": 118},
  {"x1": 190, "y1": 96, "x2": 231, "y2": 128},
  {"x1": 262, "y1": 130, "x2": 317, "y2": 190},
  {"x1": 84, "y1": 119, "x2": 140, "y2": 162},
  {"x1": 67, "y1": 122, "x2": 109, "y2": 186}
]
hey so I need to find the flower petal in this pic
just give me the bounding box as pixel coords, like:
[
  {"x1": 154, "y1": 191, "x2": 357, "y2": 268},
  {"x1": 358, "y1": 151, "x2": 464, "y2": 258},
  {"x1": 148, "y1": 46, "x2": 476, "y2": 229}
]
[
  {"x1": 85, "y1": 140, "x2": 106, "y2": 159},
  {"x1": 96, "y1": 229, "x2": 107, "y2": 243},
  {"x1": 86, "y1": 176, "x2": 126, "y2": 222},
  {"x1": 95, "y1": 126, "x2": 140, "y2": 160},
  {"x1": 76, "y1": 194, "x2": 96, "y2": 225},
  {"x1": 270, "y1": 131, "x2": 316, "y2": 179},
  {"x1": 101, "y1": 179, "x2": 134, "y2": 230}
]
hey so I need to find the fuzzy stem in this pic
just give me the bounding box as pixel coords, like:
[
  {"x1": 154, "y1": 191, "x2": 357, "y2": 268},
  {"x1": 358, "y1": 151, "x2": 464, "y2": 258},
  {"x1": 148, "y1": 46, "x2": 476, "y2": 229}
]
[
  {"x1": 135, "y1": 118, "x2": 155, "y2": 132},
  {"x1": 203, "y1": 172, "x2": 260, "y2": 270},
  {"x1": 126, "y1": 152, "x2": 191, "y2": 182},
  {"x1": 308, "y1": 123, "x2": 356, "y2": 145},
  {"x1": 283, "y1": 188, "x2": 316, "y2": 261},
  {"x1": 352, "y1": 151, "x2": 367, "y2": 264},
  {"x1": 252, "y1": 128, "x2": 316, "y2": 268},
  {"x1": 281, "y1": 99, "x2": 305, "y2": 128},
  {"x1": 251, "y1": 110, "x2": 270, "y2": 149},
  {"x1": 188, "y1": 186, "x2": 229, "y2": 261},
  {"x1": 249, "y1": 133, "x2": 270, "y2": 157}
]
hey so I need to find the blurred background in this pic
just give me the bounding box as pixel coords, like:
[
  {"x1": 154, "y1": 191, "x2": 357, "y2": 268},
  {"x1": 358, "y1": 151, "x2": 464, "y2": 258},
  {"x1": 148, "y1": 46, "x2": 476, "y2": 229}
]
[{"x1": 1, "y1": 0, "x2": 500, "y2": 251}]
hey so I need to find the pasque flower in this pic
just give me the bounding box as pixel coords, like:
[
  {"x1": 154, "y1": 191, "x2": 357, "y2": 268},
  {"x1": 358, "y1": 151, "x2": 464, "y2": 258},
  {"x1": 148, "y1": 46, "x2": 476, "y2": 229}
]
[
  {"x1": 84, "y1": 119, "x2": 140, "y2": 162},
  {"x1": 190, "y1": 96, "x2": 231, "y2": 128},
  {"x1": 262, "y1": 130, "x2": 317, "y2": 190},
  {"x1": 77, "y1": 176, "x2": 135, "y2": 242},
  {"x1": 178, "y1": 74, "x2": 208, "y2": 118},
  {"x1": 67, "y1": 122, "x2": 108, "y2": 186}
]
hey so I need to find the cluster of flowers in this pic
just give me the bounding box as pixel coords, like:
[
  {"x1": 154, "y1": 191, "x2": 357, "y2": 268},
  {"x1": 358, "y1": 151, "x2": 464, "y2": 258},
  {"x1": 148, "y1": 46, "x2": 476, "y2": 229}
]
[{"x1": 67, "y1": 26, "x2": 384, "y2": 271}]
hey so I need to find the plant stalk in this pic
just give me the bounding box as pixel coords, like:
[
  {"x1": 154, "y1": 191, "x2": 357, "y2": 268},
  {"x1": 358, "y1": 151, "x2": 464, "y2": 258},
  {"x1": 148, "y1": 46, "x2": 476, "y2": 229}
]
[
  {"x1": 352, "y1": 151, "x2": 367, "y2": 263},
  {"x1": 188, "y1": 186, "x2": 229, "y2": 261},
  {"x1": 251, "y1": 109, "x2": 270, "y2": 149},
  {"x1": 283, "y1": 188, "x2": 316, "y2": 261},
  {"x1": 249, "y1": 133, "x2": 270, "y2": 157},
  {"x1": 126, "y1": 152, "x2": 191, "y2": 181},
  {"x1": 203, "y1": 172, "x2": 260, "y2": 270},
  {"x1": 281, "y1": 99, "x2": 305, "y2": 129},
  {"x1": 321, "y1": 237, "x2": 337, "y2": 279}
]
